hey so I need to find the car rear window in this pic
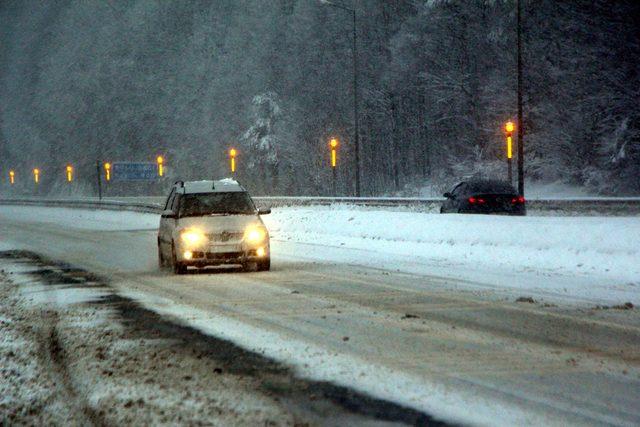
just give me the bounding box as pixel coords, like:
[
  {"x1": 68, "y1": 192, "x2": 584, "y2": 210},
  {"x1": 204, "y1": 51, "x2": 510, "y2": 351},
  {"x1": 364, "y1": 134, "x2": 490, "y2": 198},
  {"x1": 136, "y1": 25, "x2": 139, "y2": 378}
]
[
  {"x1": 179, "y1": 192, "x2": 256, "y2": 217},
  {"x1": 466, "y1": 181, "x2": 516, "y2": 194}
]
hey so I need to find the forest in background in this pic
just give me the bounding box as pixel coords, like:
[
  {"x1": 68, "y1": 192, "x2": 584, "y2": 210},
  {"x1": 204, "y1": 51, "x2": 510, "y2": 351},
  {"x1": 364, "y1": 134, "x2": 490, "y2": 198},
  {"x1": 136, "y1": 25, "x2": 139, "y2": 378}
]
[{"x1": 0, "y1": 0, "x2": 638, "y2": 196}]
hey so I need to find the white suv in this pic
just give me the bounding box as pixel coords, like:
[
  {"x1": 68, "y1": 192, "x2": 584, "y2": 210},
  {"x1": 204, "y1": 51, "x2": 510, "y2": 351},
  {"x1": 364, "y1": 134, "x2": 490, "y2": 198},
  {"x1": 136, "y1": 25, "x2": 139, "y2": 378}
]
[{"x1": 158, "y1": 179, "x2": 271, "y2": 274}]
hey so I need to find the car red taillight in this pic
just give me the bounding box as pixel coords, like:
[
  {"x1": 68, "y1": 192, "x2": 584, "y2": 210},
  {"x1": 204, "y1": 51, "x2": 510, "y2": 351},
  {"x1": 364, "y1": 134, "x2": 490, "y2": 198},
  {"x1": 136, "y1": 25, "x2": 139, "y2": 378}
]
[
  {"x1": 468, "y1": 197, "x2": 476, "y2": 204},
  {"x1": 511, "y1": 196, "x2": 526, "y2": 204}
]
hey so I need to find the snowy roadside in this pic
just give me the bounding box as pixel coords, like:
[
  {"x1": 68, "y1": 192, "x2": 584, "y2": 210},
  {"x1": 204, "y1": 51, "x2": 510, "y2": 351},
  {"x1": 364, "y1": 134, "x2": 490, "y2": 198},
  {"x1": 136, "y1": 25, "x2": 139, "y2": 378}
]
[
  {"x1": 0, "y1": 270, "x2": 82, "y2": 425},
  {"x1": 0, "y1": 253, "x2": 293, "y2": 425},
  {"x1": 264, "y1": 206, "x2": 640, "y2": 305}
]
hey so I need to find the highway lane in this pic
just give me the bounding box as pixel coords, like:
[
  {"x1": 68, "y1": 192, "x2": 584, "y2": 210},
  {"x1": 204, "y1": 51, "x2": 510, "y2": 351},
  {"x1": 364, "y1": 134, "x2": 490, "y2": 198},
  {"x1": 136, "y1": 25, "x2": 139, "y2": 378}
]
[{"x1": 1, "y1": 209, "x2": 639, "y2": 426}]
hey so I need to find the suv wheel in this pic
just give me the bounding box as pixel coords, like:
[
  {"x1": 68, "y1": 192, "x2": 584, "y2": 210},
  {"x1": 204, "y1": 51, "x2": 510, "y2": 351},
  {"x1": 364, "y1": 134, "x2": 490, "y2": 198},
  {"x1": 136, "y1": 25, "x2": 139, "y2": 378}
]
[
  {"x1": 171, "y1": 243, "x2": 187, "y2": 275},
  {"x1": 158, "y1": 244, "x2": 165, "y2": 268},
  {"x1": 242, "y1": 261, "x2": 256, "y2": 272}
]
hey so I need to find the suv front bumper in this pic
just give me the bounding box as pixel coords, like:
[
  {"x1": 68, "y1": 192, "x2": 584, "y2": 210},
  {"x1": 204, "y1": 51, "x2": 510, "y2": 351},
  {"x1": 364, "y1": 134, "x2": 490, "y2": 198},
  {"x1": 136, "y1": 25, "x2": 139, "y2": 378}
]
[{"x1": 177, "y1": 247, "x2": 269, "y2": 266}]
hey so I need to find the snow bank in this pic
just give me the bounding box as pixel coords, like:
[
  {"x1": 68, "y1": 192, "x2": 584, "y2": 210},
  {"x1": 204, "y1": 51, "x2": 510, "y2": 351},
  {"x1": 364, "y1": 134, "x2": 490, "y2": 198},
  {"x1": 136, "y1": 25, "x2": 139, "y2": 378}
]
[{"x1": 264, "y1": 206, "x2": 640, "y2": 304}]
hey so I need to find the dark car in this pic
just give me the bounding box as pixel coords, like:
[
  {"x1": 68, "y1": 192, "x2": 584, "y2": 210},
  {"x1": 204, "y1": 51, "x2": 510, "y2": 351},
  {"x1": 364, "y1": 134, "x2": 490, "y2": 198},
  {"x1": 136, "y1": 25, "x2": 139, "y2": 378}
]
[{"x1": 440, "y1": 179, "x2": 526, "y2": 215}]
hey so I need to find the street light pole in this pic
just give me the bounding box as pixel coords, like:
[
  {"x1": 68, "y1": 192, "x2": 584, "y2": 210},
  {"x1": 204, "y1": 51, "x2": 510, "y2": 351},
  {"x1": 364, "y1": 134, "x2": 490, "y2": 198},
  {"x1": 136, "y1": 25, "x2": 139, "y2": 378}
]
[
  {"x1": 320, "y1": 1, "x2": 361, "y2": 197},
  {"x1": 516, "y1": 0, "x2": 525, "y2": 196},
  {"x1": 351, "y1": 9, "x2": 361, "y2": 197},
  {"x1": 96, "y1": 160, "x2": 102, "y2": 200},
  {"x1": 507, "y1": 136, "x2": 513, "y2": 184}
]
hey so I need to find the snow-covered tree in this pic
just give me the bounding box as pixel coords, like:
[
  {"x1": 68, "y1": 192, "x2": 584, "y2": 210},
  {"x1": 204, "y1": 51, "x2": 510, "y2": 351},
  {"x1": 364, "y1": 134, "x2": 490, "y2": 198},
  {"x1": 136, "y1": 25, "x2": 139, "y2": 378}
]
[{"x1": 241, "y1": 92, "x2": 285, "y2": 194}]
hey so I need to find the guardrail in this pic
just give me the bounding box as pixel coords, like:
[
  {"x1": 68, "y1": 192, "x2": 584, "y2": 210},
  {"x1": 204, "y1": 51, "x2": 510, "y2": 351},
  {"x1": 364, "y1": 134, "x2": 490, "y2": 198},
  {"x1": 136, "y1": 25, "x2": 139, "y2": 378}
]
[
  {"x1": 255, "y1": 196, "x2": 640, "y2": 215},
  {"x1": 0, "y1": 198, "x2": 161, "y2": 214},
  {"x1": 254, "y1": 196, "x2": 442, "y2": 210},
  {"x1": 1, "y1": 196, "x2": 639, "y2": 215}
]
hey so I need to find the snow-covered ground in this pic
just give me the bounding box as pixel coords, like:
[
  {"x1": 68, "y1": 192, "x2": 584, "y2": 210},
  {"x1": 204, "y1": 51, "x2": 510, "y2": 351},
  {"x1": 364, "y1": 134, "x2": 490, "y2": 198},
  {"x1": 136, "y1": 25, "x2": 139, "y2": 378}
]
[
  {"x1": 2, "y1": 205, "x2": 639, "y2": 425},
  {"x1": 0, "y1": 257, "x2": 293, "y2": 425},
  {"x1": 264, "y1": 206, "x2": 640, "y2": 305}
]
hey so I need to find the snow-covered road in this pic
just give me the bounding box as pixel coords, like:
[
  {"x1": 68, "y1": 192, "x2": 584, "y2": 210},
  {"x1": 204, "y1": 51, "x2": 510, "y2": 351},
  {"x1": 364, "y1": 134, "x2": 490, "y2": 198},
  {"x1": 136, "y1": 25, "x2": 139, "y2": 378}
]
[
  {"x1": 1, "y1": 205, "x2": 639, "y2": 426},
  {"x1": 1, "y1": 204, "x2": 638, "y2": 305}
]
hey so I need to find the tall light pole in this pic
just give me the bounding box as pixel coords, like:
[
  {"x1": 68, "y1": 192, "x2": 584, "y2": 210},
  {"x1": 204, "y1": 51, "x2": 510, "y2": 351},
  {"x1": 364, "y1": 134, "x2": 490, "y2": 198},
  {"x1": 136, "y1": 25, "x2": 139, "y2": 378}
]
[
  {"x1": 320, "y1": 0, "x2": 361, "y2": 197},
  {"x1": 516, "y1": 0, "x2": 525, "y2": 196},
  {"x1": 96, "y1": 160, "x2": 103, "y2": 200}
]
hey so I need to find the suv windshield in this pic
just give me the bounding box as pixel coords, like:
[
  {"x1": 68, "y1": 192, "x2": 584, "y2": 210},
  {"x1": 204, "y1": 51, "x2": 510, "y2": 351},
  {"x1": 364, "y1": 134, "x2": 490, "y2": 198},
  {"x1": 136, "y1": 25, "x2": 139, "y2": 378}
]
[{"x1": 178, "y1": 192, "x2": 256, "y2": 217}]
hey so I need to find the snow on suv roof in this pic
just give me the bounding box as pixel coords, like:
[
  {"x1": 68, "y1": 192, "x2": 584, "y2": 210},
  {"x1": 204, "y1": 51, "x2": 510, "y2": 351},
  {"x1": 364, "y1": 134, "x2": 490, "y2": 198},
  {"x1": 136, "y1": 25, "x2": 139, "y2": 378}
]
[{"x1": 182, "y1": 179, "x2": 244, "y2": 194}]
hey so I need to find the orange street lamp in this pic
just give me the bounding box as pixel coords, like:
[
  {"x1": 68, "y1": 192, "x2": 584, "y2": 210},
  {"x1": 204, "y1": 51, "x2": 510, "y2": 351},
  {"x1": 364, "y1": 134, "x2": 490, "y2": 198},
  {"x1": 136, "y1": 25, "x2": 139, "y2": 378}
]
[
  {"x1": 9, "y1": 170, "x2": 15, "y2": 185},
  {"x1": 33, "y1": 168, "x2": 40, "y2": 184},
  {"x1": 330, "y1": 138, "x2": 339, "y2": 168},
  {"x1": 66, "y1": 164, "x2": 73, "y2": 182},
  {"x1": 229, "y1": 148, "x2": 237, "y2": 174},
  {"x1": 104, "y1": 162, "x2": 111, "y2": 181},
  {"x1": 505, "y1": 121, "x2": 515, "y2": 134},
  {"x1": 329, "y1": 138, "x2": 340, "y2": 196},
  {"x1": 156, "y1": 156, "x2": 164, "y2": 177},
  {"x1": 504, "y1": 121, "x2": 515, "y2": 183}
]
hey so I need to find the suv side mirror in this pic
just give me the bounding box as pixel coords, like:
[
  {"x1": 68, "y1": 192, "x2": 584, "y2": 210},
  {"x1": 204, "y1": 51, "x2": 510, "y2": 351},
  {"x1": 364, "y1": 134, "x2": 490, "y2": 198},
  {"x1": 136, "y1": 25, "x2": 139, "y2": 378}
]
[
  {"x1": 257, "y1": 207, "x2": 271, "y2": 215},
  {"x1": 161, "y1": 210, "x2": 176, "y2": 219},
  {"x1": 443, "y1": 192, "x2": 453, "y2": 199}
]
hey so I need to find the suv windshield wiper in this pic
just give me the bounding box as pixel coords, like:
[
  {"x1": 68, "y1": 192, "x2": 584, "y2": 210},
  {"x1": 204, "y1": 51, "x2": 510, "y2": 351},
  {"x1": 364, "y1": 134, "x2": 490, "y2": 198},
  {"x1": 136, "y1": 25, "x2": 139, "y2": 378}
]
[
  {"x1": 178, "y1": 212, "x2": 211, "y2": 218},
  {"x1": 179, "y1": 211, "x2": 255, "y2": 217},
  {"x1": 225, "y1": 211, "x2": 256, "y2": 215},
  {"x1": 209, "y1": 211, "x2": 255, "y2": 215}
]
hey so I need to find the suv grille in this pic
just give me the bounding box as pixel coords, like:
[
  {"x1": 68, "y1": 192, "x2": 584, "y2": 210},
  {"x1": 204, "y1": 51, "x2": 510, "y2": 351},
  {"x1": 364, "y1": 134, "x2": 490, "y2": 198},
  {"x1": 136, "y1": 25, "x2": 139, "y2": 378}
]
[
  {"x1": 207, "y1": 232, "x2": 244, "y2": 242},
  {"x1": 206, "y1": 252, "x2": 243, "y2": 260}
]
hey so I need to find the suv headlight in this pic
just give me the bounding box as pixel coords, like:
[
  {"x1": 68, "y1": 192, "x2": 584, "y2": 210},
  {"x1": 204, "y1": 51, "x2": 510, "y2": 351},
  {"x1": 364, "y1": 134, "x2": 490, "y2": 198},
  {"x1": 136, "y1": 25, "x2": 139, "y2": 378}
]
[
  {"x1": 180, "y1": 229, "x2": 205, "y2": 246},
  {"x1": 244, "y1": 226, "x2": 267, "y2": 244}
]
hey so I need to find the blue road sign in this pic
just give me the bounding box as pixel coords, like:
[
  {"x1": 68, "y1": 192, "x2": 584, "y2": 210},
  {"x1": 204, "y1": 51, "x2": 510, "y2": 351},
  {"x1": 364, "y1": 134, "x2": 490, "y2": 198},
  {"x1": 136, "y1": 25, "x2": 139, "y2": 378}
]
[{"x1": 112, "y1": 162, "x2": 158, "y2": 181}]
